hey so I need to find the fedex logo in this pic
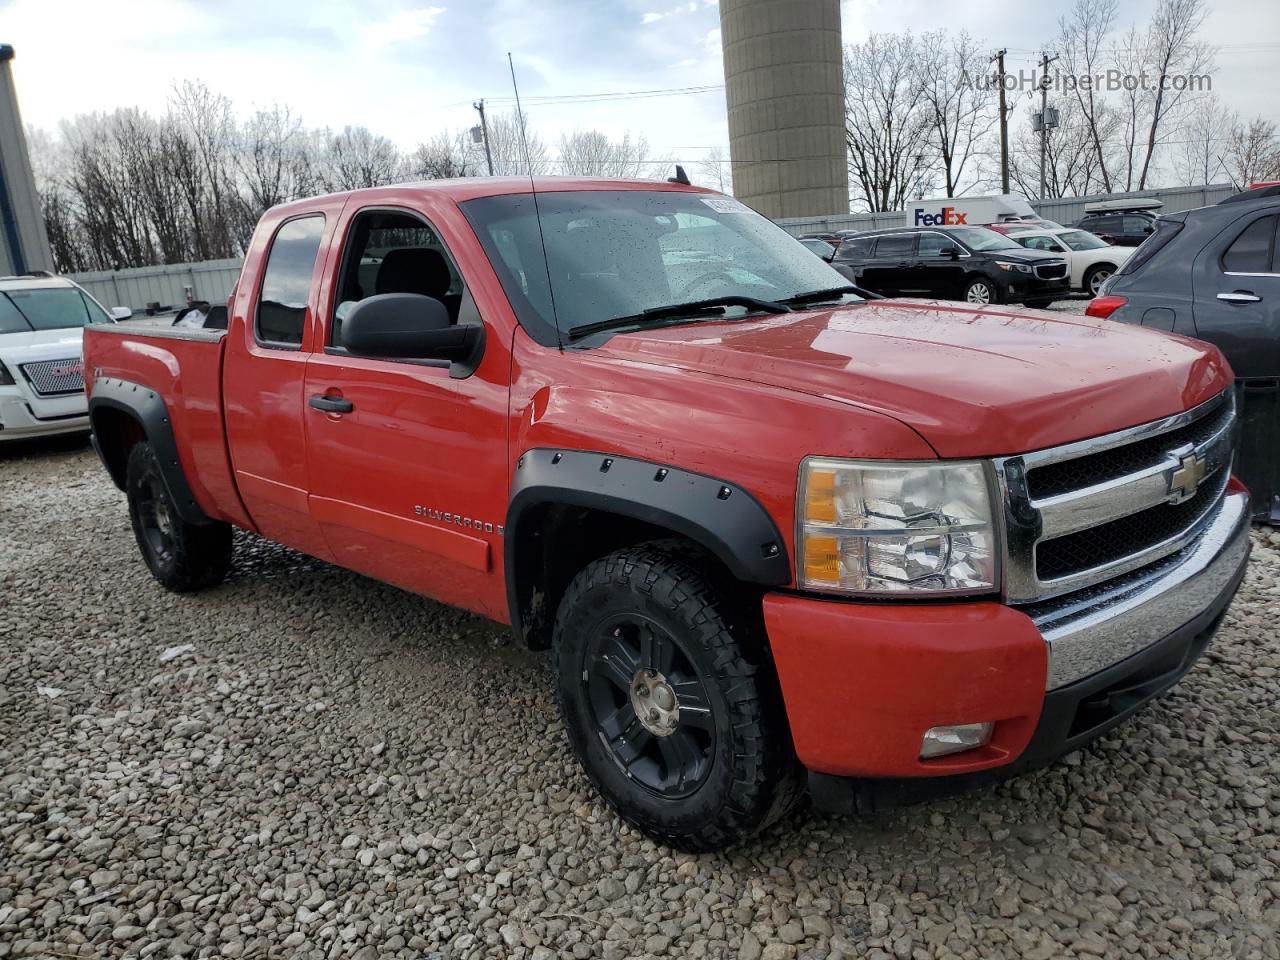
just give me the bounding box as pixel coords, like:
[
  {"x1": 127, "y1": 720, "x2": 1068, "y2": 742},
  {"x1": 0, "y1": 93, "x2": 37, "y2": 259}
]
[{"x1": 914, "y1": 207, "x2": 969, "y2": 226}]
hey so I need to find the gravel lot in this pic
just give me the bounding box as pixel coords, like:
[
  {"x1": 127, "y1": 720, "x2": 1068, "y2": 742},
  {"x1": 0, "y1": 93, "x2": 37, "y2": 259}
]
[{"x1": 2, "y1": 438, "x2": 1278, "y2": 960}]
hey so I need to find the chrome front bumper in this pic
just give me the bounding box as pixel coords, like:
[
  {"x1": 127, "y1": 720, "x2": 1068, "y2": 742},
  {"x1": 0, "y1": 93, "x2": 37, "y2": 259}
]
[{"x1": 1029, "y1": 489, "x2": 1251, "y2": 690}]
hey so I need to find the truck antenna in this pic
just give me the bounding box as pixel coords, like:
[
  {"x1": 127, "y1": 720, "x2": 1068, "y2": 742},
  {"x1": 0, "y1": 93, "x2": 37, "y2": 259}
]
[{"x1": 508, "y1": 52, "x2": 534, "y2": 176}]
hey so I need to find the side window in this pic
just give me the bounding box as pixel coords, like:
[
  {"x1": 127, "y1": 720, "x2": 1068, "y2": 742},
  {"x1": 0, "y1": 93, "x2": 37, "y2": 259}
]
[
  {"x1": 837, "y1": 236, "x2": 873, "y2": 259},
  {"x1": 1124, "y1": 216, "x2": 1154, "y2": 236},
  {"x1": 256, "y1": 216, "x2": 325, "y2": 348},
  {"x1": 1090, "y1": 216, "x2": 1118, "y2": 234},
  {"x1": 873, "y1": 235, "x2": 915, "y2": 258},
  {"x1": 1222, "y1": 214, "x2": 1278, "y2": 274},
  {"x1": 331, "y1": 209, "x2": 471, "y2": 349},
  {"x1": 917, "y1": 233, "x2": 950, "y2": 257}
]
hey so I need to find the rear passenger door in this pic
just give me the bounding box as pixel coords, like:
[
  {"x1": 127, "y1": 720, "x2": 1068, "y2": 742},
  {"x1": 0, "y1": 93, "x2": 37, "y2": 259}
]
[
  {"x1": 223, "y1": 202, "x2": 345, "y2": 561},
  {"x1": 913, "y1": 231, "x2": 965, "y2": 298},
  {"x1": 1192, "y1": 211, "x2": 1280, "y2": 380}
]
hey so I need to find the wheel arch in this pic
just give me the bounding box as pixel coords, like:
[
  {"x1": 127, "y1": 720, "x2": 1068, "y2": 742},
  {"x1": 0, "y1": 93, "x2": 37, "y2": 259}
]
[
  {"x1": 88, "y1": 376, "x2": 214, "y2": 525},
  {"x1": 505, "y1": 449, "x2": 791, "y2": 649}
]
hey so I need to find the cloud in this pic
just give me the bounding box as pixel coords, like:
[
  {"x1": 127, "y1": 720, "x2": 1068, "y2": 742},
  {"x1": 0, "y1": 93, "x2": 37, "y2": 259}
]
[
  {"x1": 642, "y1": 12, "x2": 664, "y2": 23},
  {"x1": 362, "y1": 7, "x2": 447, "y2": 48}
]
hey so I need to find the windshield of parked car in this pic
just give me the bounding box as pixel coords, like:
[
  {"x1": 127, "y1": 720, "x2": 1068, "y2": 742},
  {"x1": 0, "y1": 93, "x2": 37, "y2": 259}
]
[
  {"x1": 947, "y1": 227, "x2": 1024, "y2": 252},
  {"x1": 0, "y1": 287, "x2": 110, "y2": 334},
  {"x1": 461, "y1": 190, "x2": 854, "y2": 342},
  {"x1": 1057, "y1": 229, "x2": 1110, "y2": 251}
]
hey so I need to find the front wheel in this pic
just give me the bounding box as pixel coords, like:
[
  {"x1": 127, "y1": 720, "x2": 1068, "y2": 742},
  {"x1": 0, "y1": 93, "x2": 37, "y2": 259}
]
[
  {"x1": 553, "y1": 543, "x2": 802, "y2": 852},
  {"x1": 964, "y1": 278, "x2": 1001, "y2": 305},
  {"x1": 126, "y1": 441, "x2": 232, "y2": 592}
]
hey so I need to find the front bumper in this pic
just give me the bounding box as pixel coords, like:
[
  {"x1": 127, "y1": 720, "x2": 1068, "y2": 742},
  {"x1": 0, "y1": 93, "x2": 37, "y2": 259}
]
[
  {"x1": 0, "y1": 392, "x2": 90, "y2": 441},
  {"x1": 764, "y1": 488, "x2": 1251, "y2": 797}
]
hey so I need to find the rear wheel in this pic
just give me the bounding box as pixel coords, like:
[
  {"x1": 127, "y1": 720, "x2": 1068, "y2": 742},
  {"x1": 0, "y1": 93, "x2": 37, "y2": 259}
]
[
  {"x1": 126, "y1": 442, "x2": 232, "y2": 591},
  {"x1": 964, "y1": 278, "x2": 1001, "y2": 305},
  {"x1": 553, "y1": 543, "x2": 802, "y2": 852}
]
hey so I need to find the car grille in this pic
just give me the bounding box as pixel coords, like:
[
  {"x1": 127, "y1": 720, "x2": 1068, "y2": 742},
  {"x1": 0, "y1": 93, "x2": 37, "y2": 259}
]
[
  {"x1": 1034, "y1": 261, "x2": 1069, "y2": 280},
  {"x1": 20, "y1": 357, "x2": 86, "y2": 397},
  {"x1": 995, "y1": 390, "x2": 1235, "y2": 603}
]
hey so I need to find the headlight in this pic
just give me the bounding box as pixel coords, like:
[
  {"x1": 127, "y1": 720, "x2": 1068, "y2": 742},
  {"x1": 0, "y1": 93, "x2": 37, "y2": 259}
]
[
  {"x1": 994, "y1": 261, "x2": 1032, "y2": 273},
  {"x1": 797, "y1": 459, "x2": 998, "y2": 596}
]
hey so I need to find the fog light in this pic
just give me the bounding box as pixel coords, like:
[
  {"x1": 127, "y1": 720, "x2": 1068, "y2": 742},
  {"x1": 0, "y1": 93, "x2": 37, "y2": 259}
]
[{"x1": 920, "y1": 722, "x2": 994, "y2": 759}]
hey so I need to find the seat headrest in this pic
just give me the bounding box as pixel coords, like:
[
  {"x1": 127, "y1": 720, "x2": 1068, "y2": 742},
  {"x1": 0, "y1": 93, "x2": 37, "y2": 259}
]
[{"x1": 376, "y1": 248, "x2": 451, "y2": 299}]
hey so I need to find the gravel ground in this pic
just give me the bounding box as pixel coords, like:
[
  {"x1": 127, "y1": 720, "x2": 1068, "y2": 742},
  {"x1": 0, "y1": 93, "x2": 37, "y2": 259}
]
[{"x1": 2, "y1": 439, "x2": 1278, "y2": 960}]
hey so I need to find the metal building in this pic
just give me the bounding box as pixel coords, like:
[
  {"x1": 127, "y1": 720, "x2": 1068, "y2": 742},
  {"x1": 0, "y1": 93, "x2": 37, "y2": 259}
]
[
  {"x1": 0, "y1": 44, "x2": 54, "y2": 276},
  {"x1": 718, "y1": 0, "x2": 849, "y2": 219}
]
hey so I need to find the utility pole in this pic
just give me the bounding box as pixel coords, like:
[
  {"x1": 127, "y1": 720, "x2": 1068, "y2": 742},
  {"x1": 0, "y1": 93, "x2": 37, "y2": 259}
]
[
  {"x1": 1036, "y1": 51, "x2": 1059, "y2": 202},
  {"x1": 472, "y1": 99, "x2": 494, "y2": 176},
  {"x1": 990, "y1": 49, "x2": 1010, "y2": 194}
]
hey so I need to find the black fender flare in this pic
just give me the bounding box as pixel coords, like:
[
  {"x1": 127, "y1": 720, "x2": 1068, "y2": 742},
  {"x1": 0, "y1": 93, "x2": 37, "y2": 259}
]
[
  {"x1": 88, "y1": 376, "x2": 213, "y2": 526},
  {"x1": 505, "y1": 448, "x2": 791, "y2": 641}
]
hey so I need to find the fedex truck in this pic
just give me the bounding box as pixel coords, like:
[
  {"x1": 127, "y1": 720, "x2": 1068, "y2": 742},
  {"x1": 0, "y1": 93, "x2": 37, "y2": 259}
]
[{"x1": 908, "y1": 194, "x2": 1039, "y2": 227}]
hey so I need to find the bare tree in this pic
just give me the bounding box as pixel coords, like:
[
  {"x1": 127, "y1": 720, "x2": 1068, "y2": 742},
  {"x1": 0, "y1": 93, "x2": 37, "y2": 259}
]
[
  {"x1": 1174, "y1": 96, "x2": 1232, "y2": 185},
  {"x1": 696, "y1": 146, "x2": 733, "y2": 195},
  {"x1": 1057, "y1": 0, "x2": 1119, "y2": 191},
  {"x1": 321, "y1": 126, "x2": 400, "y2": 191},
  {"x1": 1010, "y1": 98, "x2": 1112, "y2": 198},
  {"x1": 1134, "y1": 0, "x2": 1215, "y2": 189},
  {"x1": 1222, "y1": 116, "x2": 1280, "y2": 189},
  {"x1": 843, "y1": 33, "x2": 935, "y2": 211},
  {"x1": 479, "y1": 110, "x2": 549, "y2": 176},
  {"x1": 556, "y1": 130, "x2": 663, "y2": 177},
  {"x1": 402, "y1": 132, "x2": 477, "y2": 180},
  {"x1": 918, "y1": 30, "x2": 996, "y2": 197},
  {"x1": 170, "y1": 81, "x2": 238, "y2": 259}
]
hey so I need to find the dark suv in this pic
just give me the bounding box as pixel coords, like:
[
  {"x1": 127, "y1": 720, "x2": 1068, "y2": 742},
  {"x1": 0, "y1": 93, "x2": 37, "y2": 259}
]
[
  {"x1": 831, "y1": 226, "x2": 1070, "y2": 306},
  {"x1": 1088, "y1": 184, "x2": 1280, "y2": 521},
  {"x1": 1073, "y1": 212, "x2": 1156, "y2": 246}
]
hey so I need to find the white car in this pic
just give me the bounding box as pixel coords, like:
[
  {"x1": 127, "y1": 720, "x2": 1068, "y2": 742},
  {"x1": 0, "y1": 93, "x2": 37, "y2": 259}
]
[
  {"x1": 1006, "y1": 228, "x2": 1133, "y2": 297},
  {"x1": 0, "y1": 274, "x2": 131, "y2": 442}
]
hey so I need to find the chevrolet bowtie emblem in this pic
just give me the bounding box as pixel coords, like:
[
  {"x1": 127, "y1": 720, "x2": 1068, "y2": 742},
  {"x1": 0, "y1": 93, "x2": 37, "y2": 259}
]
[{"x1": 1168, "y1": 449, "x2": 1207, "y2": 504}]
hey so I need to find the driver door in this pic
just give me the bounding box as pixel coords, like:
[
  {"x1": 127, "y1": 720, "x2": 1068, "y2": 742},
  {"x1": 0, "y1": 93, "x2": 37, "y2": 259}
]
[{"x1": 302, "y1": 201, "x2": 511, "y2": 620}]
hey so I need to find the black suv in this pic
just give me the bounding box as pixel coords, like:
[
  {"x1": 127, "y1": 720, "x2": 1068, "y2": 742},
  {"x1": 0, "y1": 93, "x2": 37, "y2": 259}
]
[
  {"x1": 831, "y1": 226, "x2": 1070, "y2": 306},
  {"x1": 1089, "y1": 184, "x2": 1280, "y2": 521},
  {"x1": 1073, "y1": 212, "x2": 1157, "y2": 246}
]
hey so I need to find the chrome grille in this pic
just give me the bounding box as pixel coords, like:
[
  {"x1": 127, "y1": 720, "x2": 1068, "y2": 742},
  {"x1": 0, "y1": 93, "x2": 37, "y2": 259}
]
[
  {"x1": 1034, "y1": 261, "x2": 1068, "y2": 280},
  {"x1": 20, "y1": 357, "x2": 86, "y2": 397},
  {"x1": 995, "y1": 390, "x2": 1235, "y2": 603}
]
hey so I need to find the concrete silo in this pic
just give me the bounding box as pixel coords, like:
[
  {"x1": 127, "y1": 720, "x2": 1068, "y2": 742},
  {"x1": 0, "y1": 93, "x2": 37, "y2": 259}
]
[
  {"x1": 0, "y1": 45, "x2": 54, "y2": 275},
  {"x1": 718, "y1": 0, "x2": 848, "y2": 219}
]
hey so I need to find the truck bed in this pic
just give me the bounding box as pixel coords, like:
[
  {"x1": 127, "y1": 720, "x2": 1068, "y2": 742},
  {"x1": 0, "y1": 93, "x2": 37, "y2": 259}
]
[{"x1": 83, "y1": 323, "x2": 253, "y2": 529}]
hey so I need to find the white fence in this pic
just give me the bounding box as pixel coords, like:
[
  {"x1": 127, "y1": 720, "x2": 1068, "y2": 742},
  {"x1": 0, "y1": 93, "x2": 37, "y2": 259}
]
[
  {"x1": 775, "y1": 183, "x2": 1239, "y2": 237},
  {"x1": 69, "y1": 258, "x2": 242, "y2": 313}
]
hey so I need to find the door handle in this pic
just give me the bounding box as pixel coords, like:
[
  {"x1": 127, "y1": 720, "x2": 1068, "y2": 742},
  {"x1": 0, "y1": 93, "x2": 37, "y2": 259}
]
[
  {"x1": 309, "y1": 394, "x2": 353, "y2": 414},
  {"x1": 1217, "y1": 291, "x2": 1262, "y2": 304}
]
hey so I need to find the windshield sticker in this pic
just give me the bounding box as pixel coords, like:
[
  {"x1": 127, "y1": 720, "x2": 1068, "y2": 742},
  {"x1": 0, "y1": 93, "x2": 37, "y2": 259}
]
[{"x1": 700, "y1": 196, "x2": 752, "y2": 214}]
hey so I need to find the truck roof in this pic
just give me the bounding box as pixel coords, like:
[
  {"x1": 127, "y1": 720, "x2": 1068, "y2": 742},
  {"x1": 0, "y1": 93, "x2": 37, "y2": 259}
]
[
  {"x1": 0, "y1": 275, "x2": 76, "y2": 292},
  {"x1": 267, "y1": 176, "x2": 713, "y2": 218}
]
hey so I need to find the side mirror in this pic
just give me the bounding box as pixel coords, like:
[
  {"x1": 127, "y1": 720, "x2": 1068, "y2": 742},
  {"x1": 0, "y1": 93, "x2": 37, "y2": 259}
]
[
  {"x1": 110, "y1": 306, "x2": 133, "y2": 320},
  {"x1": 941, "y1": 246, "x2": 960, "y2": 260},
  {"x1": 341, "y1": 293, "x2": 481, "y2": 366}
]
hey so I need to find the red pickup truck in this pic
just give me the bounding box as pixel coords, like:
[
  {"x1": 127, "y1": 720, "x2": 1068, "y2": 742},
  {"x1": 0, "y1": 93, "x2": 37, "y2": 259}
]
[{"x1": 84, "y1": 177, "x2": 1250, "y2": 851}]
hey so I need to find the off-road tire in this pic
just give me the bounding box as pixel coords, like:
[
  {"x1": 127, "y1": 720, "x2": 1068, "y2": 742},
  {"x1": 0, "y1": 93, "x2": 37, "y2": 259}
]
[
  {"x1": 553, "y1": 542, "x2": 803, "y2": 852},
  {"x1": 125, "y1": 441, "x2": 232, "y2": 592}
]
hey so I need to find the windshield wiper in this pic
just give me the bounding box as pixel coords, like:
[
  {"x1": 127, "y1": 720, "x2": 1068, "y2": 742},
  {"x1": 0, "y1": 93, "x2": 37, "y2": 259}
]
[
  {"x1": 567, "y1": 295, "x2": 791, "y2": 341},
  {"x1": 778, "y1": 285, "x2": 881, "y2": 305}
]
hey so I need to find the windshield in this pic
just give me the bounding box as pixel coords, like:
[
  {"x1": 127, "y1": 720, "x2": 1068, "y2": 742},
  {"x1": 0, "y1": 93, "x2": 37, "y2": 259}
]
[
  {"x1": 0, "y1": 287, "x2": 110, "y2": 334},
  {"x1": 947, "y1": 227, "x2": 1024, "y2": 252},
  {"x1": 1057, "y1": 229, "x2": 1109, "y2": 251},
  {"x1": 461, "y1": 190, "x2": 855, "y2": 342}
]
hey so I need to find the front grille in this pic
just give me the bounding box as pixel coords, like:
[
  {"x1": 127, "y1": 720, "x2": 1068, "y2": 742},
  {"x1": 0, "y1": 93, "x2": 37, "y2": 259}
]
[
  {"x1": 1034, "y1": 262, "x2": 1068, "y2": 280},
  {"x1": 1036, "y1": 467, "x2": 1228, "y2": 581},
  {"x1": 1028, "y1": 396, "x2": 1233, "y2": 499},
  {"x1": 20, "y1": 357, "x2": 85, "y2": 397}
]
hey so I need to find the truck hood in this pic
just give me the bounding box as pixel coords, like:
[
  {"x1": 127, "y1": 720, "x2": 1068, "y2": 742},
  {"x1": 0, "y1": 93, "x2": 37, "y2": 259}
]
[
  {"x1": 593, "y1": 300, "x2": 1230, "y2": 457},
  {"x1": 0, "y1": 327, "x2": 86, "y2": 364}
]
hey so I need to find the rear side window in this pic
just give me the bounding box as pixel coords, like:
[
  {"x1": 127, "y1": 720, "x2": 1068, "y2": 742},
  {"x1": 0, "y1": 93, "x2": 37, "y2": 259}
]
[
  {"x1": 256, "y1": 216, "x2": 325, "y2": 347},
  {"x1": 1222, "y1": 215, "x2": 1278, "y2": 274},
  {"x1": 1116, "y1": 219, "x2": 1184, "y2": 277},
  {"x1": 873, "y1": 235, "x2": 915, "y2": 258},
  {"x1": 1123, "y1": 216, "x2": 1154, "y2": 235}
]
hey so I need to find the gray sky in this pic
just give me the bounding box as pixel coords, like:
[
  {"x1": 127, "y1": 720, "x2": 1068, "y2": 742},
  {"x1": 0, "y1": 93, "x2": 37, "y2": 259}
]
[{"x1": 3, "y1": 0, "x2": 1276, "y2": 173}]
